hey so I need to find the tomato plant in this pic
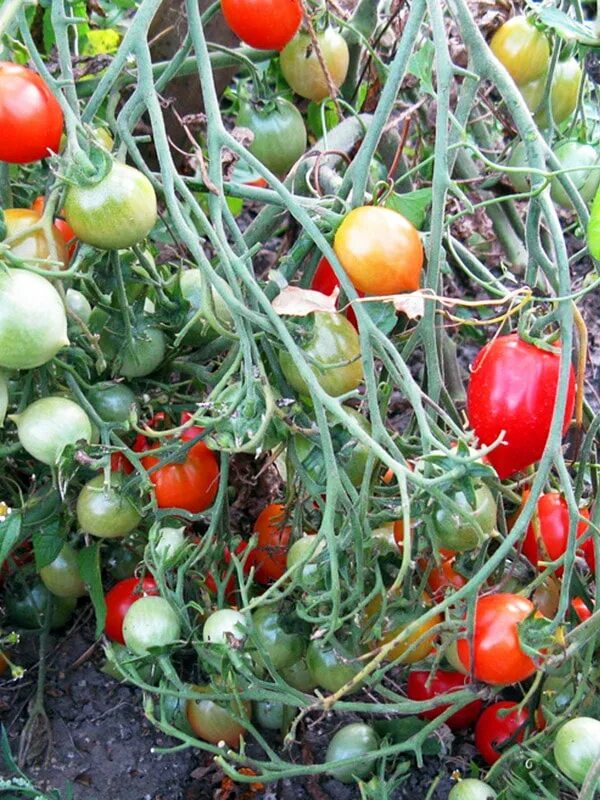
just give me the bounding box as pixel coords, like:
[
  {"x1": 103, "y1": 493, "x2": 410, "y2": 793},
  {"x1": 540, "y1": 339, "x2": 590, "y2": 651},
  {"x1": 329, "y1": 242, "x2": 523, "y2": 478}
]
[
  {"x1": 520, "y1": 57, "x2": 582, "y2": 128},
  {"x1": 104, "y1": 576, "x2": 158, "y2": 644},
  {"x1": 474, "y1": 701, "x2": 529, "y2": 765},
  {"x1": 220, "y1": 0, "x2": 301, "y2": 51},
  {"x1": 550, "y1": 141, "x2": 600, "y2": 209},
  {"x1": 247, "y1": 503, "x2": 291, "y2": 585},
  {"x1": 122, "y1": 595, "x2": 180, "y2": 655},
  {"x1": 236, "y1": 97, "x2": 306, "y2": 176},
  {"x1": 280, "y1": 29, "x2": 350, "y2": 101},
  {"x1": 12, "y1": 396, "x2": 92, "y2": 466},
  {"x1": 4, "y1": 208, "x2": 68, "y2": 269},
  {"x1": 87, "y1": 382, "x2": 138, "y2": 428},
  {"x1": 186, "y1": 685, "x2": 250, "y2": 747},
  {"x1": 325, "y1": 723, "x2": 379, "y2": 783},
  {"x1": 0, "y1": 62, "x2": 63, "y2": 163},
  {"x1": 521, "y1": 492, "x2": 590, "y2": 575},
  {"x1": 5, "y1": 581, "x2": 76, "y2": 630},
  {"x1": 553, "y1": 717, "x2": 600, "y2": 785},
  {"x1": 406, "y1": 670, "x2": 482, "y2": 730},
  {"x1": 333, "y1": 206, "x2": 424, "y2": 295},
  {"x1": 40, "y1": 544, "x2": 86, "y2": 599},
  {"x1": 64, "y1": 162, "x2": 157, "y2": 250},
  {"x1": 490, "y1": 17, "x2": 550, "y2": 86},
  {"x1": 77, "y1": 473, "x2": 142, "y2": 538},
  {"x1": 457, "y1": 593, "x2": 537, "y2": 685},
  {"x1": 251, "y1": 605, "x2": 304, "y2": 669},
  {"x1": 589, "y1": 185, "x2": 600, "y2": 260},
  {"x1": 431, "y1": 483, "x2": 496, "y2": 552},
  {"x1": 466, "y1": 335, "x2": 576, "y2": 479}
]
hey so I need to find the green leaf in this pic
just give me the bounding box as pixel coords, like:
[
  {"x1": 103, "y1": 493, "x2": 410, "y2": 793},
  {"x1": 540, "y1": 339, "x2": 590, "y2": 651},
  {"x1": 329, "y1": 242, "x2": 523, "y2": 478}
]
[
  {"x1": 306, "y1": 99, "x2": 340, "y2": 139},
  {"x1": 78, "y1": 543, "x2": 106, "y2": 637},
  {"x1": 32, "y1": 519, "x2": 64, "y2": 570},
  {"x1": 407, "y1": 41, "x2": 435, "y2": 95},
  {"x1": 385, "y1": 188, "x2": 433, "y2": 230},
  {"x1": 360, "y1": 300, "x2": 398, "y2": 336},
  {"x1": 535, "y1": 7, "x2": 600, "y2": 46},
  {"x1": 372, "y1": 716, "x2": 441, "y2": 755},
  {"x1": 42, "y1": 6, "x2": 56, "y2": 53},
  {"x1": 81, "y1": 28, "x2": 121, "y2": 56},
  {"x1": 0, "y1": 513, "x2": 22, "y2": 567}
]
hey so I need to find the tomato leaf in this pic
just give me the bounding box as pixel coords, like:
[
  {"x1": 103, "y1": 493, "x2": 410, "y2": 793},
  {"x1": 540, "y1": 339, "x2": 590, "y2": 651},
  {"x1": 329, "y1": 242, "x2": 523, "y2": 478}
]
[
  {"x1": 385, "y1": 189, "x2": 433, "y2": 230},
  {"x1": 0, "y1": 512, "x2": 22, "y2": 567},
  {"x1": 407, "y1": 41, "x2": 435, "y2": 95},
  {"x1": 78, "y1": 542, "x2": 106, "y2": 637},
  {"x1": 32, "y1": 519, "x2": 64, "y2": 570},
  {"x1": 355, "y1": 300, "x2": 397, "y2": 335},
  {"x1": 306, "y1": 99, "x2": 340, "y2": 139},
  {"x1": 534, "y1": 7, "x2": 600, "y2": 45},
  {"x1": 372, "y1": 716, "x2": 441, "y2": 755}
]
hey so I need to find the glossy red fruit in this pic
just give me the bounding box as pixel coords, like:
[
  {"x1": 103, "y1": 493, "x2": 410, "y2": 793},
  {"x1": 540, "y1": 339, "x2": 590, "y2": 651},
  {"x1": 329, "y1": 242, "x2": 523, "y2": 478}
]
[
  {"x1": 407, "y1": 670, "x2": 483, "y2": 730},
  {"x1": 246, "y1": 503, "x2": 291, "y2": 585},
  {"x1": 581, "y1": 536, "x2": 596, "y2": 573},
  {"x1": 220, "y1": 0, "x2": 301, "y2": 51},
  {"x1": 104, "y1": 576, "x2": 158, "y2": 644},
  {"x1": 521, "y1": 492, "x2": 590, "y2": 576},
  {"x1": 466, "y1": 335, "x2": 575, "y2": 479},
  {"x1": 571, "y1": 597, "x2": 592, "y2": 622},
  {"x1": 475, "y1": 701, "x2": 529, "y2": 765},
  {"x1": 311, "y1": 257, "x2": 362, "y2": 328}
]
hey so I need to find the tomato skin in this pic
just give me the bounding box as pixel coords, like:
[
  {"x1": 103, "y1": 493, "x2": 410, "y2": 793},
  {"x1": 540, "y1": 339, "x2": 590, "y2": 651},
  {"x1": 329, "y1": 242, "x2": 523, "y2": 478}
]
[
  {"x1": 0, "y1": 62, "x2": 63, "y2": 163},
  {"x1": 13, "y1": 396, "x2": 92, "y2": 466},
  {"x1": 571, "y1": 597, "x2": 592, "y2": 622},
  {"x1": 251, "y1": 605, "x2": 304, "y2": 670},
  {"x1": 520, "y1": 57, "x2": 582, "y2": 128},
  {"x1": 431, "y1": 484, "x2": 496, "y2": 552},
  {"x1": 220, "y1": 0, "x2": 301, "y2": 51},
  {"x1": 64, "y1": 162, "x2": 157, "y2": 250},
  {"x1": 553, "y1": 717, "x2": 600, "y2": 784},
  {"x1": 406, "y1": 670, "x2": 483, "y2": 730},
  {"x1": 325, "y1": 723, "x2": 379, "y2": 783},
  {"x1": 311, "y1": 257, "x2": 361, "y2": 328},
  {"x1": 581, "y1": 535, "x2": 596, "y2": 573},
  {"x1": 333, "y1": 206, "x2": 423, "y2": 296},
  {"x1": 448, "y1": 779, "x2": 497, "y2": 800},
  {"x1": 474, "y1": 701, "x2": 529, "y2": 765},
  {"x1": 589, "y1": 185, "x2": 600, "y2": 260},
  {"x1": 40, "y1": 543, "x2": 87, "y2": 599},
  {"x1": 186, "y1": 685, "x2": 250, "y2": 747},
  {"x1": 118, "y1": 327, "x2": 166, "y2": 379},
  {"x1": 5, "y1": 581, "x2": 76, "y2": 630},
  {"x1": 521, "y1": 493, "x2": 589, "y2": 576},
  {"x1": 4, "y1": 209, "x2": 68, "y2": 270},
  {"x1": 140, "y1": 425, "x2": 219, "y2": 514},
  {"x1": 77, "y1": 473, "x2": 142, "y2": 538},
  {"x1": 466, "y1": 335, "x2": 575, "y2": 479},
  {"x1": 87, "y1": 382, "x2": 138, "y2": 428},
  {"x1": 122, "y1": 595, "x2": 180, "y2": 655},
  {"x1": 280, "y1": 29, "x2": 350, "y2": 101},
  {"x1": 425, "y1": 558, "x2": 467, "y2": 598},
  {"x1": 375, "y1": 610, "x2": 440, "y2": 665},
  {"x1": 247, "y1": 503, "x2": 291, "y2": 585},
  {"x1": 0, "y1": 267, "x2": 69, "y2": 371},
  {"x1": 306, "y1": 639, "x2": 361, "y2": 694},
  {"x1": 550, "y1": 141, "x2": 600, "y2": 210},
  {"x1": 457, "y1": 593, "x2": 537, "y2": 685},
  {"x1": 104, "y1": 576, "x2": 158, "y2": 644},
  {"x1": 490, "y1": 17, "x2": 550, "y2": 86},
  {"x1": 236, "y1": 98, "x2": 307, "y2": 176},
  {"x1": 279, "y1": 311, "x2": 363, "y2": 397}
]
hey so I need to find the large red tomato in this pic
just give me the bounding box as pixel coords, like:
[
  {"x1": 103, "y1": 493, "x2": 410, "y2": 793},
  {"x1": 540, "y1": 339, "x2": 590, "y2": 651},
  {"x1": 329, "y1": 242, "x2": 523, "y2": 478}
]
[
  {"x1": 521, "y1": 492, "x2": 590, "y2": 576},
  {"x1": 311, "y1": 257, "x2": 362, "y2": 328},
  {"x1": 220, "y1": 0, "x2": 301, "y2": 51},
  {"x1": 0, "y1": 62, "x2": 63, "y2": 163},
  {"x1": 406, "y1": 670, "x2": 482, "y2": 730},
  {"x1": 456, "y1": 593, "x2": 537, "y2": 685},
  {"x1": 246, "y1": 503, "x2": 291, "y2": 585},
  {"x1": 466, "y1": 335, "x2": 575, "y2": 479},
  {"x1": 474, "y1": 701, "x2": 529, "y2": 765},
  {"x1": 139, "y1": 412, "x2": 220, "y2": 514},
  {"x1": 104, "y1": 576, "x2": 158, "y2": 644}
]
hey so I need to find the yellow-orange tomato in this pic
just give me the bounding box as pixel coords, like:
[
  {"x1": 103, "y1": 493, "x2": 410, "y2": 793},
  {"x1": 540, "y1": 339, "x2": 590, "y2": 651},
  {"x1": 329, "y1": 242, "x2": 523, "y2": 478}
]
[
  {"x1": 333, "y1": 206, "x2": 424, "y2": 296},
  {"x1": 490, "y1": 17, "x2": 550, "y2": 87},
  {"x1": 365, "y1": 591, "x2": 441, "y2": 664},
  {"x1": 4, "y1": 208, "x2": 68, "y2": 269},
  {"x1": 186, "y1": 685, "x2": 250, "y2": 748}
]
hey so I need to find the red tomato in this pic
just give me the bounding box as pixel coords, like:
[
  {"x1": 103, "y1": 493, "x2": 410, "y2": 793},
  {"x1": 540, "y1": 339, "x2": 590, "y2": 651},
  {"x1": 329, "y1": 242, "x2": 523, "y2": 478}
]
[
  {"x1": 475, "y1": 701, "x2": 529, "y2": 765},
  {"x1": 204, "y1": 541, "x2": 247, "y2": 601},
  {"x1": 426, "y1": 558, "x2": 467, "y2": 598},
  {"x1": 0, "y1": 62, "x2": 63, "y2": 163},
  {"x1": 104, "y1": 576, "x2": 158, "y2": 644},
  {"x1": 466, "y1": 335, "x2": 575, "y2": 479},
  {"x1": 220, "y1": 0, "x2": 301, "y2": 51},
  {"x1": 311, "y1": 257, "x2": 362, "y2": 329},
  {"x1": 456, "y1": 593, "x2": 537, "y2": 685},
  {"x1": 140, "y1": 419, "x2": 220, "y2": 514},
  {"x1": 521, "y1": 492, "x2": 590, "y2": 576},
  {"x1": 571, "y1": 597, "x2": 592, "y2": 622},
  {"x1": 581, "y1": 536, "x2": 596, "y2": 573},
  {"x1": 31, "y1": 196, "x2": 76, "y2": 259},
  {"x1": 246, "y1": 503, "x2": 291, "y2": 585},
  {"x1": 406, "y1": 670, "x2": 482, "y2": 730}
]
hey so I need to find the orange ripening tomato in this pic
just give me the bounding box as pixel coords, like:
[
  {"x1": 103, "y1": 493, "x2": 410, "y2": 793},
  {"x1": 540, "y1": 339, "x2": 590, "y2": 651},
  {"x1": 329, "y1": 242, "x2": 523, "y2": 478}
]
[
  {"x1": 246, "y1": 503, "x2": 292, "y2": 585},
  {"x1": 333, "y1": 206, "x2": 424, "y2": 296},
  {"x1": 4, "y1": 208, "x2": 68, "y2": 269},
  {"x1": 456, "y1": 593, "x2": 538, "y2": 685},
  {"x1": 31, "y1": 196, "x2": 77, "y2": 259},
  {"x1": 521, "y1": 492, "x2": 590, "y2": 577},
  {"x1": 571, "y1": 597, "x2": 592, "y2": 623}
]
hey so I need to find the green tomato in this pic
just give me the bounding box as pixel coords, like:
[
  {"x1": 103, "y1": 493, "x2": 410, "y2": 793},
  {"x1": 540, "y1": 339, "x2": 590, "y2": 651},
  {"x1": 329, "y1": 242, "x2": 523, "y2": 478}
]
[
  {"x1": 153, "y1": 525, "x2": 186, "y2": 562},
  {"x1": 306, "y1": 639, "x2": 361, "y2": 693},
  {"x1": 325, "y1": 723, "x2": 379, "y2": 783},
  {"x1": 589, "y1": 185, "x2": 600, "y2": 260},
  {"x1": 279, "y1": 312, "x2": 363, "y2": 398},
  {"x1": 11, "y1": 396, "x2": 92, "y2": 465},
  {"x1": 280, "y1": 29, "x2": 349, "y2": 102},
  {"x1": 203, "y1": 608, "x2": 247, "y2": 645},
  {"x1": 105, "y1": 540, "x2": 144, "y2": 580},
  {"x1": 431, "y1": 483, "x2": 497, "y2": 552},
  {"x1": 520, "y1": 57, "x2": 582, "y2": 128},
  {"x1": 102, "y1": 642, "x2": 159, "y2": 685},
  {"x1": 118, "y1": 326, "x2": 166, "y2": 378},
  {"x1": 160, "y1": 692, "x2": 195, "y2": 736},
  {"x1": 40, "y1": 543, "x2": 87, "y2": 598},
  {"x1": 551, "y1": 141, "x2": 600, "y2": 209},
  {"x1": 179, "y1": 269, "x2": 233, "y2": 345},
  {"x1": 286, "y1": 535, "x2": 325, "y2": 590},
  {"x1": 87, "y1": 382, "x2": 138, "y2": 427},
  {"x1": 0, "y1": 268, "x2": 68, "y2": 370},
  {"x1": 280, "y1": 656, "x2": 317, "y2": 692},
  {"x1": 253, "y1": 699, "x2": 285, "y2": 730},
  {"x1": 77, "y1": 473, "x2": 141, "y2": 538},
  {"x1": 507, "y1": 140, "x2": 534, "y2": 194},
  {"x1": 449, "y1": 779, "x2": 497, "y2": 800},
  {"x1": 5, "y1": 581, "x2": 76, "y2": 630},
  {"x1": 65, "y1": 288, "x2": 92, "y2": 324},
  {"x1": 490, "y1": 17, "x2": 550, "y2": 86},
  {"x1": 553, "y1": 717, "x2": 600, "y2": 785},
  {"x1": 252, "y1": 605, "x2": 305, "y2": 670},
  {"x1": 236, "y1": 97, "x2": 307, "y2": 176},
  {"x1": 122, "y1": 595, "x2": 180, "y2": 655},
  {"x1": 64, "y1": 161, "x2": 157, "y2": 250}
]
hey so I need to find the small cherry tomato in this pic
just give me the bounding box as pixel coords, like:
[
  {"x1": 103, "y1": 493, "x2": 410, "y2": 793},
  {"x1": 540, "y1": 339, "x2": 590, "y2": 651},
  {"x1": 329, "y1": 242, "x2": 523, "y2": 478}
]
[
  {"x1": 490, "y1": 17, "x2": 550, "y2": 86},
  {"x1": 475, "y1": 701, "x2": 529, "y2": 765},
  {"x1": 407, "y1": 669, "x2": 483, "y2": 730},
  {"x1": 581, "y1": 535, "x2": 596, "y2": 573},
  {"x1": 280, "y1": 29, "x2": 349, "y2": 101},
  {"x1": 77, "y1": 473, "x2": 142, "y2": 539},
  {"x1": 40, "y1": 543, "x2": 87, "y2": 599},
  {"x1": 104, "y1": 576, "x2": 158, "y2": 644},
  {"x1": 252, "y1": 605, "x2": 305, "y2": 670},
  {"x1": 449, "y1": 778, "x2": 497, "y2": 800},
  {"x1": 236, "y1": 97, "x2": 307, "y2": 176},
  {"x1": 122, "y1": 595, "x2": 180, "y2": 655},
  {"x1": 424, "y1": 558, "x2": 467, "y2": 599},
  {"x1": 571, "y1": 597, "x2": 592, "y2": 622}
]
